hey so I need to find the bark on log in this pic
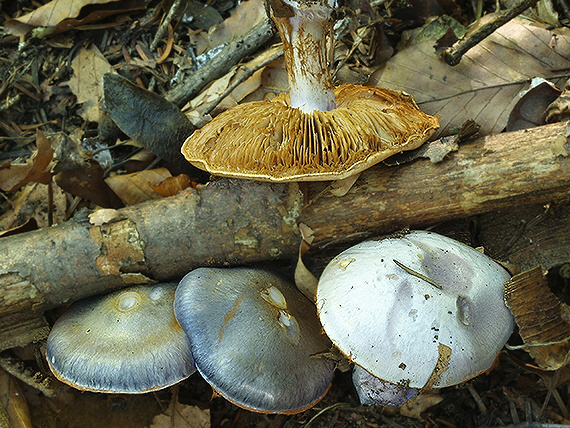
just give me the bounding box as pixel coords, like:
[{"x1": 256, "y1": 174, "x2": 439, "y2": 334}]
[{"x1": 1, "y1": 122, "x2": 569, "y2": 350}]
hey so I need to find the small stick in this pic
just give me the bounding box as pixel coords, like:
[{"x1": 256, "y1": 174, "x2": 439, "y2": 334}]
[
  {"x1": 442, "y1": 0, "x2": 539, "y2": 66},
  {"x1": 393, "y1": 259, "x2": 443, "y2": 289},
  {"x1": 467, "y1": 383, "x2": 488, "y2": 415},
  {"x1": 203, "y1": 48, "x2": 283, "y2": 116},
  {"x1": 150, "y1": 0, "x2": 184, "y2": 52},
  {"x1": 165, "y1": 19, "x2": 275, "y2": 107}
]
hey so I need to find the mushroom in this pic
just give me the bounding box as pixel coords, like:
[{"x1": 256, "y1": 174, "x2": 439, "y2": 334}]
[
  {"x1": 316, "y1": 231, "x2": 514, "y2": 403},
  {"x1": 47, "y1": 283, "x2": 195, "y2": 393},
  {"x1": 352, "y1": 364, "x2": 418, "y2": 407},
  {"x1": 174, "y1": 267, "x2": 335, "y2": 414},
  {"x1": 181, "y1": 0, "x2": 439, "y2": 182}
]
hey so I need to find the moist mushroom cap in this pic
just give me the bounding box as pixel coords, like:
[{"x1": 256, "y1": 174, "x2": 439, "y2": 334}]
[
  {"x1": 316, "y1": 231, "x2": 514, "y2": 389},
  {"x1": 181, "y1": 84, "x2": 439, "y2": 182},
  {"x1": 174, "y1": 267, "x2": 335, "y2": 414},
  {"x1": 352, "y1": 364, "x2": 419, "y2": 407},
  {"x1": 47, "y1": 283, "x2": 195, "y2": 393}
]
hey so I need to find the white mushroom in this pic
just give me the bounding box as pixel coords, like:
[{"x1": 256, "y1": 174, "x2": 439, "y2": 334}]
[{"x1": 316, "y1": 230, "x2": 514, "y2": 399}]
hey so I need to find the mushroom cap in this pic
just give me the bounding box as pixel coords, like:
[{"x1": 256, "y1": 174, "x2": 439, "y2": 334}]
[
  {"x1": 181, "y1": 84, "x2": 439, "y2": 182},
  {"x1": 316, "y1": 231, "x2": 514, "y2": 389},
  {"x1": 174, "y1": 267, "x2": 335, "y2": 414},
  {"x1": 352, "y1": 364, "x2": 418, "y2": 407},
  {"x1": 47, "y1": 283, "x2": 195, "y2": 393}
]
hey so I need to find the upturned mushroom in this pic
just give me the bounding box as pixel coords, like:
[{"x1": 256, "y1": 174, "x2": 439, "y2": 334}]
[
  {"x1": 47, "y1": 283, "x2": 195, "y2": 393},
  {"x1": 181, "y1": 0, "x2": 439, "y2": 182},
  {"x1": 174, "y1": 267, "x2": 335, "y2": 414},
  {"x1": 316, "y1": 231, "x2": 514, "y2": 404}
]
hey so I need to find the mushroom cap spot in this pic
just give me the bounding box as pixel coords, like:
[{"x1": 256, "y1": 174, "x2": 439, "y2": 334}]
[
  {"x1": 181, "y1": 84, "x2": 439, "y2": 182},
  {"x1": 316, "y1": 231, "x2": 514, "y2": 389},
  {"x1": 46, "y1": 284, "x2": 196, "y2": 394},
  {"x1": 174, "y1": 267, "x2": 335, "y2": 414}
]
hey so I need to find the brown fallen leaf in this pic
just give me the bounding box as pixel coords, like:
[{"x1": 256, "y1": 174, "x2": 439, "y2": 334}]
[
  {"x1": 0, "y1": 368, "x2": 32, "y2": 428},
  {"x1": 148, "y1": 174, "x2": 193, "y2": 197},
  {"x1": 506, "y1": 79, "x2": 561, "y2": 132},
  {"x1": 54, "y1": 161, "x2": 123, "y2": 209},
  {"x1": 190, "y1": 0, "x2": 266, "y2": 55},
  {"x1": 105, "y1": 167, "x2": 173, "y2": 205},
  {"x1": 294, "y1": 223, "x2": 318, "y2": 300},
  {"x1": 399, "y1": 392, "x2": 443, "y2": 419},
  {"x1": 546, "y1": 78, "x2": 570, "y2": 123},
  {"x1": 68, "y1": 45, "x2": 114, "y2": 122},
  {"x1": 150, "y1": 390, "x2": 210, "y2": 428},
  {"x1": 0, "y1": 183, "x2": 67, "y2": 230},
  {"x1": 0, "y1": 218, "x2": 38, "y2": 238},
  {"x1": 504, "y1": 266, "x2": 570, "y2": 370},
  {"x1": 4, "y1": 0, "x2": 144, "y2": 36},
  {"x1": 0, "y1": 130, "x2": 54, "y2": 193},
  {"x1": 370, "y1": 17, "x2": 570, "y2": 138}
]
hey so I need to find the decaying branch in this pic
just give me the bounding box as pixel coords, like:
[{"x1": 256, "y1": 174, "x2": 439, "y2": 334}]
[
  {"x1": 0, "y1": 121, "x2": 569, "y2": 350},
  {"x1": 164, "y1": 19, "x2": 275, "y2": 107}
]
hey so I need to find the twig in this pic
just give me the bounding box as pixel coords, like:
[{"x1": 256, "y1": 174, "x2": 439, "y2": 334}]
[
  {"x1": 303, "y1": 402, "x2": 350, "y2": 427},
  {"x1": 203, "y1": 48, "x2": 284, "y2": 116},
  {"x1": 164, "y1": 18, "x2": 275, "y2": 107},
  {"x1": 393, "y1": 259, "x2": 443, "y2": 289},
  {"x1": 442, "y1": 0, "x2": 539, "y2": 66},
  {"x1": 0, "y1": 354, "x2": 55, "y2": 398},
  {"x1": 467, "y1": 383, "x2": 488, "y2": 415},
  {"x1": 150, "y1": 0, "x2": 184, "y2": 52}
]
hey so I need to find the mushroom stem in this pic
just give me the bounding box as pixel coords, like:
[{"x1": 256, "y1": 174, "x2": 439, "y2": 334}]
[{"x1": 270, "y1": 0, "x2": 337, "y2": 113}]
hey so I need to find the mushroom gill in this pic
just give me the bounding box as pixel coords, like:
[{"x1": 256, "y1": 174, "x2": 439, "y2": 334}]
[{"x1": 183, "y1": 84, "x2": 438, "y2": 182}]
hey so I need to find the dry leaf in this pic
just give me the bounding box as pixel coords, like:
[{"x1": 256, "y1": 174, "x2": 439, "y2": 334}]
[
  {"x1": 504, "y1": 267, "x2": 570, "y2": 370},
  {"x1": 0, "y1": 183, "x2": 67, "y2": 231},
  {"x1": 329, "y1": 173, "x2": 360, "y2": 197},
  {"x1": 399, "y1": 392, "x2": 443, "y2": 419},
  {"x1": 546, "y1": 79, "x2": 570, "y2": 123},
  {"x1": 0, "y1": 368, "x2": 32, "y2": 428},
  {"x1": 384, "y1": 136, "x2": 459, "y2": 166},
  {"x1": 191, "y1": 0, "x2": 266, "y2": 54},
  {"x1": 0, "y1": 130, "x2": 54, "y2": 193},
  {"x1": 151, "y1": 402, "x2": 210, "y2": 428},
  {"x1": 294, "y1": 223, "x2": 318, "y2": 300},
  {"x1": 187, "y1": 45, "x2": 282, "y2": 114},
  {"x1": 55, "y1": 161, "x2": 123, "y2": 208},
  {"x1": 4, "y1": 0, "x2": 144, "y2": 36},
  {"x1": 89, "y1": 209, "x2": 123, "y2": 226},
  {"x1": 506, "y1": 78, "x2": 561, "y2": 132},
  {"x1": 0, "y1": 218, "x2": 38, "y2": 238},
  {"x1": 105, "y1": 168, "x2": 173, "y2": 205},
  {"x1": 370, "y1": 18, "x2": 570, "y2": 138},
  {"x1": 68, "y1": 45, "x2": 114, "y2": 122},
  {"x1": 148, "y1": 174, "x2": 192, "y2": 197}
]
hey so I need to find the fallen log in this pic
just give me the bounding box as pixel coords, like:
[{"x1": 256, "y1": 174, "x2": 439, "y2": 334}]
[{"x1": 0, "y1": 122, "x2": 569, "y2": 350}]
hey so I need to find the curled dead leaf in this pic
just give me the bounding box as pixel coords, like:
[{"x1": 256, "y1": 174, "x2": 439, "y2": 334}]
[
  {"x1": 294, "y1": 223, "x2": 318, "y2": 300},
  {"x1": 105, "y1": 168, "x2": 174, "y2": 205},
  {"x1": 4, "y1": 0, "x2": 145, "y2": 36},
  {"x1": 504, "y1": 267, "x2": 570, "y2": 370},
  {"x1": 148, "y1": 174, "x2": 192, "y2": 197},
  {"x1": 0, "y1": 130, "x2": 54, "y2": 193}
]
